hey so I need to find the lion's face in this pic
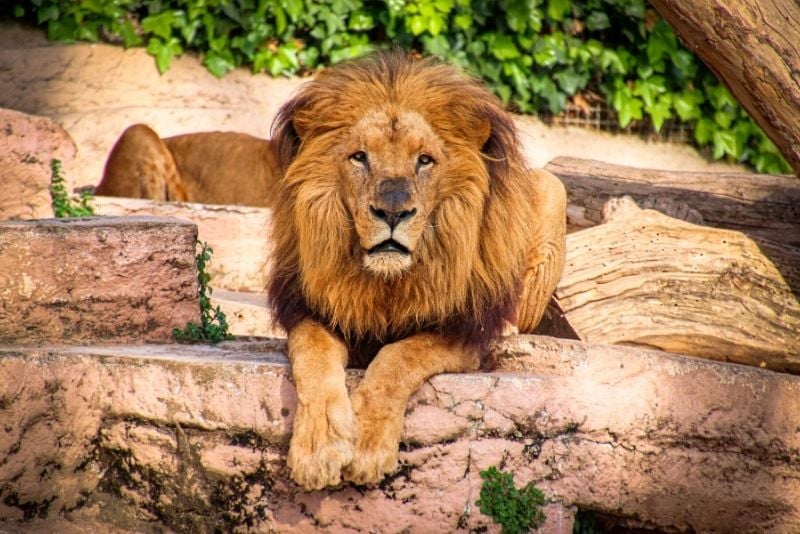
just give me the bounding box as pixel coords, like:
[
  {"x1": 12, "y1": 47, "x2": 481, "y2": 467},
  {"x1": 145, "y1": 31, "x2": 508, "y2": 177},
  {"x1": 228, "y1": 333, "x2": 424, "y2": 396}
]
[
  {"x1": 338, "y1": 108, "x2": 445, "y2": 278},
  {"x1": 269, "y1": 52, "x2": 536, "y2": 343}
]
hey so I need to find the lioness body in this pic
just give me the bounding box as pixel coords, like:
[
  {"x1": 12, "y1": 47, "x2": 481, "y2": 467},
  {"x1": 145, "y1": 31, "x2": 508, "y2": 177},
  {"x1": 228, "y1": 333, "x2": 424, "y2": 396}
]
[
  {"x1": 268, "y1": 53, "x2": 566, "y2": 489},
  {"x1": 96, "y1": 124, "x2": 280, "y2": 207}
]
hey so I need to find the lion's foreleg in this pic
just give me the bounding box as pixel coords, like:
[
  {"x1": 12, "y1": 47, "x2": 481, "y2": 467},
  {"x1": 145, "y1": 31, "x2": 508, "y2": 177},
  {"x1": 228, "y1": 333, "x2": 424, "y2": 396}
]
[
  {"x1": 517, "y1": 169, "x2": 567, "y2": 332},
  {"x1": 343, "y1": 334, "x2": 480, "y2": 485},
  {"x1": 286, "y1": 319, "x2": 354, "y2": 490}
]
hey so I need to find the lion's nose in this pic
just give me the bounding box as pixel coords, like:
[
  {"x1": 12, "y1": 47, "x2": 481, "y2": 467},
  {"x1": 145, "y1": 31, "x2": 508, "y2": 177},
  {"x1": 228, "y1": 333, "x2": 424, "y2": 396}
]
[{"x1": 369, "y1": 205, "x2": 417, "y2": 230}]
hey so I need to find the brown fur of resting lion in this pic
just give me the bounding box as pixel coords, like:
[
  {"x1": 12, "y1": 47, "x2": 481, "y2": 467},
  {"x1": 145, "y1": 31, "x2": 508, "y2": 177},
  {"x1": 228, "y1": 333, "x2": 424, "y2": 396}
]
[
  {"x1": 95, "y1": 125, "x2": 280, "y2": 207},
  {"x1": 268, "y1": 51, "x2": 566, "y2": 490}
]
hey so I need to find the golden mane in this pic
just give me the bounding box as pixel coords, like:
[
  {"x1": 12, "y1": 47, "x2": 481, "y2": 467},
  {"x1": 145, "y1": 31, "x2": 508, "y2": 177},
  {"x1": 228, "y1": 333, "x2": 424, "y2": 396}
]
[{"x1": 268, "y1": 52, "x2": 539, "y2": 365}]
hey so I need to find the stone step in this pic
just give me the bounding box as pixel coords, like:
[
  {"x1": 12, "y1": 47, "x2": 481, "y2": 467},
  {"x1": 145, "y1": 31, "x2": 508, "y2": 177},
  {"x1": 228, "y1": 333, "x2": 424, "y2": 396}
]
[
  {"x1": 0, "y1": 216, "x2": 198, "y2": 344},
  {"x1": 1, "y1": 337, "x2": 798, "y2": 532},
  {"x1": 93, "y1": 196, "x2": 271, "y2": 294},
  {"x1": 212, "y1": 289, "x2": 281, "y2": 338}
]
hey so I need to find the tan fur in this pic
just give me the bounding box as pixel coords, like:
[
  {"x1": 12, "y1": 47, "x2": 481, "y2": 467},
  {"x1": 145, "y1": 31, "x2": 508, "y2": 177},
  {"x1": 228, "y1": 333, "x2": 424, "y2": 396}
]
[
  {"x1": 268, "y1": 52, "x2": 566, "y2": 490},
  {"x1": 95, "y1": 124, "x2": 280, "y2": 207}
]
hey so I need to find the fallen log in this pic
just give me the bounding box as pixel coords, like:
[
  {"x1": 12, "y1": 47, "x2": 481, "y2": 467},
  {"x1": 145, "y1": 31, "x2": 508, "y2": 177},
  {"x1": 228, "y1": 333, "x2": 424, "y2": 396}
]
[
  {"x1": 1, "y1": 337, "x2": 799, "y2": 532},
  {"x1": 556, "y1": 200, "x2": 800, "y2": 372},
  {"x1": 546, "y1": 156, "x2": 800, "y2": 246},
  {"x1": 649, "y1": 0, "x2": 800, "y2": 176}
]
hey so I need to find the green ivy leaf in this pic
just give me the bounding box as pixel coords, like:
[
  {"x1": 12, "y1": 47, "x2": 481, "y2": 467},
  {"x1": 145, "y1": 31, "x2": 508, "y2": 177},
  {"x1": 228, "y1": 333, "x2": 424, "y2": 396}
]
[
  {"x1": 47, "y1": 17, "x2": 79, "y2": 41},
  {"x1": 146, "y1": 37, "x2": 183, "y2": 74},
  {"x1": 713, "y1": 109, "x2": 736, "y2": 129},
  {"x1": 204, "y1": 51, "x2": 236, "y2": 78},
  {"x1": 646, "y1": 21, "x2": 677, "y2": 65},
  {"x1": 547, "y1": 0, "x2": 571, "y2": 22},
  {"x1": 454, "y1": 12, "x2": 472, "y2": 30},
  {"x1": 142, "y1": 11, "x2": 177, "y2": 40},
  {"x1": 613, "y1": 86, "x2": 644, "y2": 128},
  {"x1": 534, "y1": 33, "x2": 566, "y2": 67},
  {"x1": 633, "y1": 75, "x2": 666, "y2": 108},
  {"x1": 348, "y1": 11, "x2": 375, "y2": 31},
  {"x1": 600, "y1": 49, "x2": 626, "y2": 74},
  {"x1": 673, "y1": 90, "x2": 704, "y2": 121},
  {"x1": 283, "y1": 0, "x2": 304, "y2": 20},
  {"x1": 118, "y1": 20, "x2": 143, "y2": 48},
  {"x1": 422, "y1": 34, "x2": 451, "y2": 56},
  {"x1": 712, "y1": 129, "x2": 738, "y2": 159},
  {"x1": 586, "y1": 11, "x2": 610, "y2": 31},
  {"x1": 693, "y1": 117, "x2": 716, "y2": 145},
  {"x1": 329, "y1": 43, "x2": 373, "y2": 64},
  {"x1": 428, "y1": 14, "x2": 445, "y2": 35},
  {"x1": 409, "y1": 15, "x2": 427, "y2": 35},
  {"x1": 506, "y1": 1, "x2": 539, "y2": 33},
  {"x1": 554, "y1": 68, "x2": 589, "y2": 95},
  {"x1": 37, "y1": 4, "x2": 60, "y2": 23},
  {"x1": 648, "y1": 94, "x2": 672, "y2": 132},
  {"x1": 706, "y1": 83, "x2": 738, "y2": 110},
  {"x1": 490, "y1": 34, "x2": 521, "y2": 60}
]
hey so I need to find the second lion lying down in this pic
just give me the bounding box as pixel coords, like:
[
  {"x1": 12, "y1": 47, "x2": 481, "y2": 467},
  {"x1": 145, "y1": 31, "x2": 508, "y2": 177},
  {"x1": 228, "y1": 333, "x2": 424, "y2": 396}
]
[
  {"x1": 268, "y1": 52, "x2": 566, "y2": 489},
  {"x1": 99, "y1": 51, "x2": 566, "y2": 490}
]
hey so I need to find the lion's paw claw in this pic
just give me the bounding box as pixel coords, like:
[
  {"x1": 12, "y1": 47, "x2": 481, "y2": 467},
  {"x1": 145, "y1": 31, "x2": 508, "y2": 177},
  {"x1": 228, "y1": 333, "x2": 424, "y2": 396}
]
[{"x1": 287, "y1": 395, "x2": 355, "y2": 491}]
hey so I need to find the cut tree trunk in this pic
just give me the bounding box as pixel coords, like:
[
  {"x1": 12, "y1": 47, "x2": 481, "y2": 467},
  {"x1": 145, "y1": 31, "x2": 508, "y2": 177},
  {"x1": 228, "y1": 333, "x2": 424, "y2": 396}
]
[
  {"x1": 546, "y1": 157, "x2": 800, "y2": 246},
  {"x1": 649, "y1": 0, "x2": 800, "y2": 176},
  {"x1": 556, "y1": 200, "x2": 800, "y2": 372}
]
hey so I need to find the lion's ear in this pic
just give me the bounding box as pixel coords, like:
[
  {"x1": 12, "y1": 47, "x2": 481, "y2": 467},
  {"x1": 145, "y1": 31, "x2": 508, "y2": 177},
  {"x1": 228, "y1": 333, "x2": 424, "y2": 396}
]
[
  {"x1": 270, "y1": 93, "x2": 312, "y2": 174},
  {"x1": 477, "y1": 105, "x2": 520, "y2": 181}
]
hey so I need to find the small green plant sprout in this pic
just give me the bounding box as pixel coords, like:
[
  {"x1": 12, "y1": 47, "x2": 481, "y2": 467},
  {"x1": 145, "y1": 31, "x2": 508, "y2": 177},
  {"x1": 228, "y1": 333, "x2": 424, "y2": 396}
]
[
  {"x1": 50, "y1": 158, "x2": 94, "y2": 217},
  {"x1": 476, "y1": 466, "x2": 547, "y2": 534},
  {"x1": 173, "y1": 240, "x2": 233, "y2": 343}
]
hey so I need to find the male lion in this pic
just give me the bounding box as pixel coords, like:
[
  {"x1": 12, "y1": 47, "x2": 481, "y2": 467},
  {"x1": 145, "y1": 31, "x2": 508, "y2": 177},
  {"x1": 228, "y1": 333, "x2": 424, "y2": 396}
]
[
  {"x1": 95, "y1": 124, "x2": 280, "y2": 206},
  {"x1": 268, "y1": 52, "x2": 566, "y2": 490}
]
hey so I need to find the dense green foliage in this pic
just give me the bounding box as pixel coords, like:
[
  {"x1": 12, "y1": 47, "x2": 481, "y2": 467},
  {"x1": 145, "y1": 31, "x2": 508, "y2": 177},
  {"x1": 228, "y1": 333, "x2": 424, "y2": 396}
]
[
  {"x1": 476, "y1": 466, "x2": 546, "y2": 533},
  {"x1": 6, "y1": 0, "x2": 790, "y2": 173},
  {"x1": 173, "y1": 241, "x2": 233, "y2": 343},
  {"x1": 50, "y1": 158, "x2": 95, "y2": 217}
]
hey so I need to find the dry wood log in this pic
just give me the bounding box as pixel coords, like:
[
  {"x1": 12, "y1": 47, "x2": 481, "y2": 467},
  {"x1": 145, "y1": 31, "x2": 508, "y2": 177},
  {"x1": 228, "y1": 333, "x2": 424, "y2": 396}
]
[
  {"x1": 649, "y1": 0, "x2": 800, "y2": 176},
  {"x1": 546, "y1": 157, "x2": 800, "y2": 246},
  {"x1": 557, "y1": 200, "x2": 800, "y2": 372}
]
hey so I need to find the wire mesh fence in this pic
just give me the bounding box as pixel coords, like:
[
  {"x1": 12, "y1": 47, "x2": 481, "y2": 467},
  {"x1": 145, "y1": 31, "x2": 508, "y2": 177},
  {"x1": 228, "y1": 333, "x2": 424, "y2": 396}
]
[{"x1": 542, "y1": 102, "x2": 693, "y2": 144}]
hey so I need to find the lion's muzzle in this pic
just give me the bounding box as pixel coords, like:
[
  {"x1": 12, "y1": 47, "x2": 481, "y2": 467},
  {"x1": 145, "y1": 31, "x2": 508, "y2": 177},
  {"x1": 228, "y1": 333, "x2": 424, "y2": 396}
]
[{"x1": 362, "y1": 178, "x2": 420, "y2": 276}]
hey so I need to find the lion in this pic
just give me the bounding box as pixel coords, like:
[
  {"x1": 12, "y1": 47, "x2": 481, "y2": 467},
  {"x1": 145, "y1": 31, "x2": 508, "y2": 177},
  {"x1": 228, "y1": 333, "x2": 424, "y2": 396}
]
[
  {"x1": 95, "y1": 124, "x2": 280, "y2": 207},
  {"x1": 268, "y1": 51, "x2": 566, "y2": 490}
]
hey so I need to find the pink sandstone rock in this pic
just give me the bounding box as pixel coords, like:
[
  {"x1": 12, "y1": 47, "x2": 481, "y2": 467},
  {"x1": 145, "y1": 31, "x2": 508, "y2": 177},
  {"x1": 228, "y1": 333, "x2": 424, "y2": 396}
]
[
  {"x1": 0, "y1": 108, "x2": 77, "y2": 220},
  {"x1": 0, "y1": 216, "x2": 198, "y2": 344},
  {"x1": 93, "y1": 196, "x2": 271, "y2": 293},
  {"x1": 0, "y1": 337, "x2": 798, "y2": 532}
]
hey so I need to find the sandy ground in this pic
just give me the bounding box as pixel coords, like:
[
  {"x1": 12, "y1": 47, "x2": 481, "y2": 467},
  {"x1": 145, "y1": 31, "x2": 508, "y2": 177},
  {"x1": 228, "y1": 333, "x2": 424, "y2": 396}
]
[{"x1": 0, "y1": 20, "x2": 743, "y2": 191}]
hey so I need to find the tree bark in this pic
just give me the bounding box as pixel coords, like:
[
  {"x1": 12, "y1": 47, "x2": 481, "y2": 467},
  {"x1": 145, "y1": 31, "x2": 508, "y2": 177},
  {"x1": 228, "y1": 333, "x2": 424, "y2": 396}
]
[
  {"x1": 649, "y1": 0, "x2": 800, "y2": 176},
  {"x1": 546, "y1": 157, "x2": 800, "y2": 246},
  {"x1": 557, "y1": 200, "x2": 800, "y2": 373}
]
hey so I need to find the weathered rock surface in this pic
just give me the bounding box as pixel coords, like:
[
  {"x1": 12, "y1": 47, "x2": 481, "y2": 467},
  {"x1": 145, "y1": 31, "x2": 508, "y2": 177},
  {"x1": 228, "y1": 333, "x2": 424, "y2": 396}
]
[
  {"x1": 0, "y1": 108, "x2": 76, "y2": 220},
  {"x1": 213, "y1": 289, "x2": 282, "y2": 338},
  {"x1": 0, "y1": 216, "x2": 198, "y2": 344},
  {"x1": 93, "y1": 196, "x2": 270, "y2": 293},
  {"x1": 1, "y1": 337, "x2": 798, "y2": 533}
]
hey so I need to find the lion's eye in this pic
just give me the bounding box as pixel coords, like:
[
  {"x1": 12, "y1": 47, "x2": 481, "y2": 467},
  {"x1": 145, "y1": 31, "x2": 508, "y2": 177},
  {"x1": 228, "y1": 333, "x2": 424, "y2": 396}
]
[
  {"x1": 349, "y1": 151, "x2": 368, "y2": 165},
  {"x1": 417, "y1": 154, "x2": 434, "y2": 166}
]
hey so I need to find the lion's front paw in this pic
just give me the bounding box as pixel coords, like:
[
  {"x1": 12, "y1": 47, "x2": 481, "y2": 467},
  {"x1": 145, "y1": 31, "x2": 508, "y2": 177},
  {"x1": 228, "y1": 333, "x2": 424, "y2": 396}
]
[
  {"x1": 342, "y1": 391, "x2": 403, "y2": 486},
  {"x1": 288, "y1": 391, "x2": 355, "y2": 490}
]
